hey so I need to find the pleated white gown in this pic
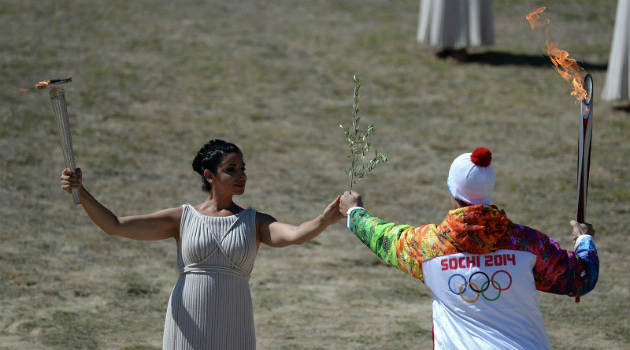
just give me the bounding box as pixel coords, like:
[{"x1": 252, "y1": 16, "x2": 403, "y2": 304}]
[
  {"x1": 163, "y1": 205, "x2": 258, "y2": 350},
  {"x1": 417, "y1": 0, "x2": 494, "y2": 49},
  {"x1": 602, "y1": 0, "x2": 630, "y2": 102}
]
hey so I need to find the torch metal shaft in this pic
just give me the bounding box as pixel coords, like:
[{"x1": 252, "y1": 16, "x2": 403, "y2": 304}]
[
  {"x1": 577, "y1": 74, "x2": 593, "y2": 223},
  {"x1": 44, "y1": 79, "x2": 81, "y2": 205},
  {"x1": 574, "y1": 74, "x2": 593, "y2": 303}
]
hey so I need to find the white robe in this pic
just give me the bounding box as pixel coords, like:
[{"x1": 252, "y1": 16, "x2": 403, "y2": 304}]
[
  {"x1": 417, "y1": 0, "x2": 494, "y2": 49},
  {"x1": 602, "y1": 0, "x2": 630, "y2": 102}
]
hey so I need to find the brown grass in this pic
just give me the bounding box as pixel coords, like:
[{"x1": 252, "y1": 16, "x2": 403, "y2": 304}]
[{"x1": 1, "y1": 1, "x2": 628, "y2": 349}]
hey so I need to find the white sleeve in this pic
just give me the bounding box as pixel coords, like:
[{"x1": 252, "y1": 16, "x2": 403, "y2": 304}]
[
  {"x1": 574, "y1": 234, "x2": 593, "y2": 247},
  {"x1": 346, "y1": 207, "x2": 365, "y2": 228}
]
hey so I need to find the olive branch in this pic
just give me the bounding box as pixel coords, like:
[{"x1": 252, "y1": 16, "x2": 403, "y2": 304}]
[{"x1": 340, "y1": 75, "x2": 388, "y2": 190}]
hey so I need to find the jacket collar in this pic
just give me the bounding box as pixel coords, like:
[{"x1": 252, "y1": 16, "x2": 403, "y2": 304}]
[{"x1": 438, "y1": 205, "x2": 514, "y2": 254}]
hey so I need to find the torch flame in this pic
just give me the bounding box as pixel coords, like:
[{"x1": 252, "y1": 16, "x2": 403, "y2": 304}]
[
  {"x1": 17, "y1": 80, "x2": 51, "y2": 93},
  {"x1": 526, "y1": 7, "x2": 588, "y2": 103},
  {"x1": 526, "y1": 7, "x2": 549, "y2": 30},
  {"x1": 35, "y1": 80, "x2": 51, "y2": 89}
]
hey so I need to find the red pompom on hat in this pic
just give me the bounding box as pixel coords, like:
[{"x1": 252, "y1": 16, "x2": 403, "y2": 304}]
[{"x1": 470, "y1": 147, "x2": 492, "y2": 167}]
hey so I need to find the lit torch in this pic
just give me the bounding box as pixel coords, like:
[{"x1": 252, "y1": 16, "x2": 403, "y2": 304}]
[
  {"x1": 527, "y1": 8, "x2": 593, "y2": 303},
  {"x1": 36, "y1": 78, "x2": 81, "y2": 205},
  {"x1": 573, "y1": 74, "x2": 593, "y2": 305}
]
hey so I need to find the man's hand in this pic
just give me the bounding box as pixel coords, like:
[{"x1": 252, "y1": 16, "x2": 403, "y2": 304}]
[
  {"x1": 339, "y1": 191, "x2": 363, "y2": 217},
  {"x1": 571, "y1": 220, "x2": 595, "y2": 244}
]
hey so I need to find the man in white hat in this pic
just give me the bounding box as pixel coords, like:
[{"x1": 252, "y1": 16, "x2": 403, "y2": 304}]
[{"x1": 338, "y1": 147, "x2": 599, "y2": 350}]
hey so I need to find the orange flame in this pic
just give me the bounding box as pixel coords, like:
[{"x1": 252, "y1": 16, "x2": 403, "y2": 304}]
[
  {"x1": 526, "y1": 7, "x2": 587, "y2": 102},
  {"x1": 35, "y1": 80, "x2": 51, "y2": 89},
  {"x1": 526, "y1": 7, "x2": 549, "y2": 30}
]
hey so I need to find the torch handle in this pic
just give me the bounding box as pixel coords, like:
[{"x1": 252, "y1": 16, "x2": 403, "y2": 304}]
[{"x1": 50, "y1": 88, "x2": 81, "y2": 205}]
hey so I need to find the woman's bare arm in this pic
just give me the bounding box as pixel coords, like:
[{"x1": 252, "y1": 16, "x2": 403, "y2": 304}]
[
  {"x1": 61, "y1": 168, "x2": 181, "y2": 241},
  {"x1": 257, "y1": 196, "x2": 342, "y2": 248}
]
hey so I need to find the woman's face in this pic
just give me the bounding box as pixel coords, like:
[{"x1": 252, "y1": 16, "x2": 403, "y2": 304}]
[{"x1": 208, "y1": 152, "x2": 247, "y2": 195}]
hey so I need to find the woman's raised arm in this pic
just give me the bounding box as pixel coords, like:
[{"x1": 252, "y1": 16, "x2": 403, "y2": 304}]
[
  {"x1": 256, "y1": 195, "x2": 342, "y2": 248},
  {"x1": 61, "y1": 168, "x2": 181, "y2": 241}
]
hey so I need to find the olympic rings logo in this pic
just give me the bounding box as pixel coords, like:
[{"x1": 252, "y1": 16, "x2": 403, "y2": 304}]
[{"x1": 448, "y1": 270, "x2": 512, "y2": 302}]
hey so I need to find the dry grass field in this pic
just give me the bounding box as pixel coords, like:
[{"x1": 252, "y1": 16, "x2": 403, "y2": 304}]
[{"x1": 1, "y1": 1, "x2": 628, "y2": 349}]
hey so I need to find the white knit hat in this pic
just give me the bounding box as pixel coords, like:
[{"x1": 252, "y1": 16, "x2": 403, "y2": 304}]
[{"x1": 447, "y1": 147, "x2": 496, "y2": 205}]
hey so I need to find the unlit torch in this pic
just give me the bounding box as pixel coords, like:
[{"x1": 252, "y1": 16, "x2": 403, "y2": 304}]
[{"x1": 36, "y1": 78, "x2": 81, "y2": 205}]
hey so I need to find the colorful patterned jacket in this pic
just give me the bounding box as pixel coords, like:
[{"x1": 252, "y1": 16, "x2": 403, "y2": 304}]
[{"x1": 347, "y1": 205, "x2": 598, "y2": 350}]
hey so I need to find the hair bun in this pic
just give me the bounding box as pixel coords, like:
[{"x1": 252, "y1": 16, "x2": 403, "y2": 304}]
[
  {"x1": 192, "y1": 140, "x2": 228, "y2": 175},
  {"x1": 470, "y1": 147, "x2": 492, "y2": 167},
  {"x1": 192, "y1": 151, "x2": 204, "y2": 175}
]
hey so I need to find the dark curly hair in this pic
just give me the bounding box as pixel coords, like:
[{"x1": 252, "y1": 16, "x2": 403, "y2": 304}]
[{"x1": 192, "y1": 139, "x2": 242, "y2": 192}]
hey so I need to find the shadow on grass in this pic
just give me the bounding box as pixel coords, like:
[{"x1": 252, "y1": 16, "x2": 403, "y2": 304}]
[
  {"x1": 464, "y1": 51, "x2": 608, "y2": 71},
  {"x1": 612, "y1": 104, "x2": 630, "y2": 113}
]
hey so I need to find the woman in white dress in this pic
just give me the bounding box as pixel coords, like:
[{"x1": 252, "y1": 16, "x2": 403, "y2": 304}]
[
  {"x1": 60, "y1": 139, "x2": 344, "y2": 350},
  {"x1": 417, "y1": 0, "x2": 495, "y2": 61},
  {"x1": 602, "y1": 0, "x2": 630, "y2": 103}
]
